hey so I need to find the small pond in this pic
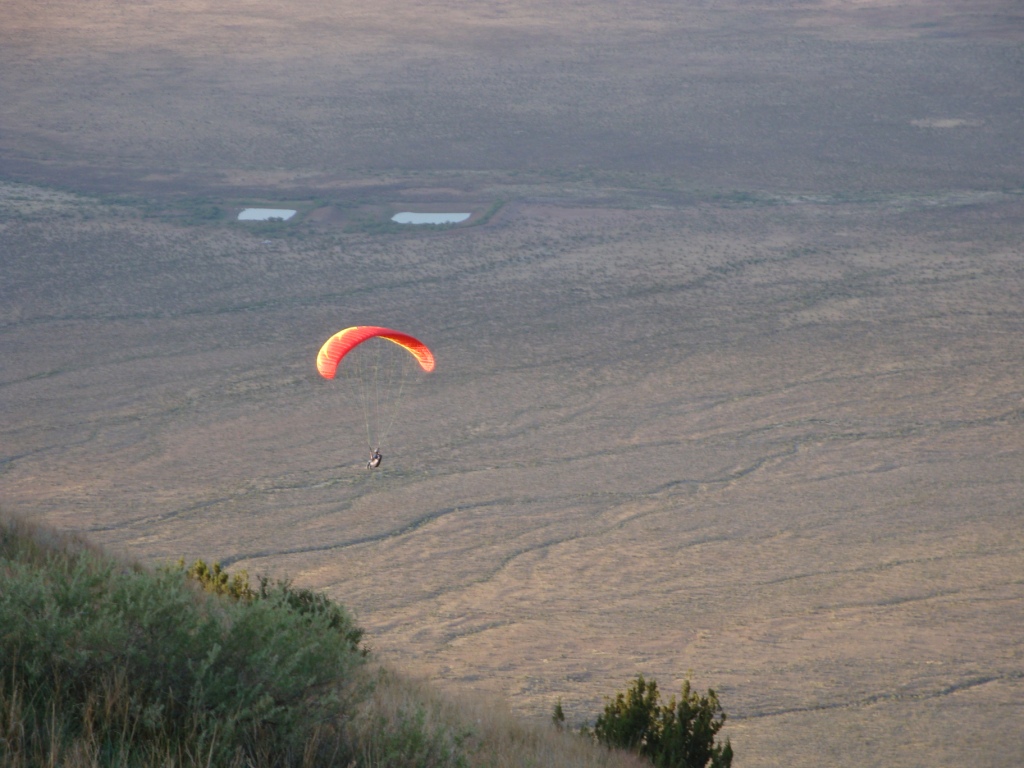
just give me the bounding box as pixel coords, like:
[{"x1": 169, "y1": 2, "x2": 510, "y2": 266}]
[
  {"x1": 391, "y1": 212, "x2": 471, "y2": 225},
  {"x1": 238, "y1": 208, "x2": 297, "y2": 221}
]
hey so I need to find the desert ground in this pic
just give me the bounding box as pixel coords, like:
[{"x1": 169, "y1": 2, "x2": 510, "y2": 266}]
[{"x1": 2, "y1": 1, "x2": 1022, "y2": 766}]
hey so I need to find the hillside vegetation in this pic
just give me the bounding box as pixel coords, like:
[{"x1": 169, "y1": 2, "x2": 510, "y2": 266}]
[{"x1": 0, "y1": 510, "x2": 652, "y2": 768}]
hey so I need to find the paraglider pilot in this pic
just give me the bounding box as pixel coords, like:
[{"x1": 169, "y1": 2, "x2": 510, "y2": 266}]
[{"x1": 367, "y1": 449, "x2": 383, "y2": 469}]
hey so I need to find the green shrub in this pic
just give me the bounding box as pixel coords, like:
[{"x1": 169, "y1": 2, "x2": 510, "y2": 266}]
[
  {"x1": 552, "y1": 699, "x2": 566, "y2": 731},
  {"x1": 180, "y1": 558, "x2": 366, "y2": 654},
  {"x1": 593, "y1": 675, "x2": 662, "y2": 755},
  {"x1": 592, "y1": 676, "x2": 732, "y2": 768},
  {"x1": 181, "y1": 557, "x2": 256, "y2": 601},
  {"x1": 655, "y1": 680, "x2": 733, "y2": 768},
  {"x1": 0, "y1": 531, "x2": 367, "y2": 766}
]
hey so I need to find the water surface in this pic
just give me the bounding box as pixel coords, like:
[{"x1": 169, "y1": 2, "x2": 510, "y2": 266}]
[
  {"x1": 391, "y1": 212, "x2": 470, "y2": 225},
  {"x1": 238, "y1": 208, "x2": 297, "y2": 221}
]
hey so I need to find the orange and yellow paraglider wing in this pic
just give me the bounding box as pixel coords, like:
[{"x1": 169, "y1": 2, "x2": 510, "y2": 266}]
[
  {"x1": 377, "y1": 331, "x2": 435, "y2": 372},
  {"x1": 316, "y1": 326, "x2": 434, "y2": 379},
  {"x1": 317, "y1": 326, "x2": 365, "y2": 379}
]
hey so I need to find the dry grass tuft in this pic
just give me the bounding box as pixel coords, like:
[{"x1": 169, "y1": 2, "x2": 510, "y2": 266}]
[{"x1": 351, "y1": 665, "x2": 647, "y2": 768}]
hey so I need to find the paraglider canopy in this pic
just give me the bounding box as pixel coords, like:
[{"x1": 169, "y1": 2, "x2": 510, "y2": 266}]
[{"x1": 317, "y1": 326, "x2": 435, "y2": 379}]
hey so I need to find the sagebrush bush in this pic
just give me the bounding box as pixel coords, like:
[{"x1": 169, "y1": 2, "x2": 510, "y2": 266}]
[
  {"x1": 0, "y1": 518, "x2": 366, "y2": 766},
  {"x1": 180, "y1": 557, "x2": 367, "y2": 654}
]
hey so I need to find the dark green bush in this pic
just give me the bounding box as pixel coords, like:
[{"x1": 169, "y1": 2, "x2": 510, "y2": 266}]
[
  {"x1": 592, "y1": 676, "x2": 732, "y2": 768},
  {"x1": 594, "y1": 675, "x2": 662, "y2": 754},
  {"x1": 552, "y1": 699, "x2": 566, "y2": 731}
]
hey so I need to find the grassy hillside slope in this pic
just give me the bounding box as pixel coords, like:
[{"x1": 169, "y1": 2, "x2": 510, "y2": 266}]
[{"x1": 1, "y1": 510, "x2": 649, "y2": 768}]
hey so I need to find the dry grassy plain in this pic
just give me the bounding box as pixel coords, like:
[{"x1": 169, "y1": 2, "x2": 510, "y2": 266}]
[{"x1": 2, "y1": 1, "x2": 1023, "y2": 766}]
